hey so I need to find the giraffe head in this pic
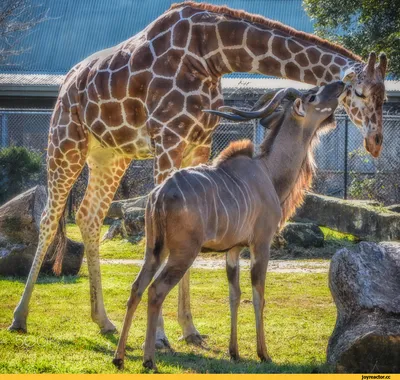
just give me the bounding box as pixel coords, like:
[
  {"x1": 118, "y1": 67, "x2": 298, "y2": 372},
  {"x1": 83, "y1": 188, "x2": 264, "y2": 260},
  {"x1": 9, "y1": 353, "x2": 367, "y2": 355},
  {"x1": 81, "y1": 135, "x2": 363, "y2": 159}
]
[{"x1": 340, "y1": 52, "x2": 387, "y2": 157}]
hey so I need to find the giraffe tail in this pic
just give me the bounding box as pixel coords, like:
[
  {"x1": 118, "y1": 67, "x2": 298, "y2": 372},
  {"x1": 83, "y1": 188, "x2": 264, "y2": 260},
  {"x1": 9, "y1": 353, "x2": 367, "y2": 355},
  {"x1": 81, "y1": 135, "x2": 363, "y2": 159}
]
[
  {"x1": 52, "y1": 208, "x2": 67, "y2": 276},
  {"x1": 147, "y1": 187, "x2": 166, "y2": 260}
]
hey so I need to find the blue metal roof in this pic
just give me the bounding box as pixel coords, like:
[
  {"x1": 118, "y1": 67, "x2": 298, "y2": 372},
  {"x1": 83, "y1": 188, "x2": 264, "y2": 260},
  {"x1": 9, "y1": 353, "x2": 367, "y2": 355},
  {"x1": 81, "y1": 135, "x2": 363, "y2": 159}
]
[{"x1": 0, "y1": 0, "x2": 314, "y2": 78}]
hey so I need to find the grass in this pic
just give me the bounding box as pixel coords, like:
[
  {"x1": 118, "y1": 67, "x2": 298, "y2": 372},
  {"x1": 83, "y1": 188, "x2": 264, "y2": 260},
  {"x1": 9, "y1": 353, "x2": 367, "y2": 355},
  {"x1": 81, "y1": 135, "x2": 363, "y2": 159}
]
[
  {"x1": 66, "y1": 223, "x2": 145, "y2": 260},
  {"x1": 319, "y1": 226, "x2": 358, "y2": 243},
  {"x1": 66, "y1": 223, "x2": 357, "y2": 261},
  {"x1": 0, "y1": 264, "x2": 335, "y2": 373}
]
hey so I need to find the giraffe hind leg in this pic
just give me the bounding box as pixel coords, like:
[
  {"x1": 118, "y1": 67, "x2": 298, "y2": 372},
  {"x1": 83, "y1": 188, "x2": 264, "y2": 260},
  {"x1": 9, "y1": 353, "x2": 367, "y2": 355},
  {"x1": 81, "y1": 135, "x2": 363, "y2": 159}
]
[
  {"x1": 75, "y1": 150, "x2": 131, "y2": 334},
  {"x1": 9, "y1": 115, "x2": 87, "y2": 332}
]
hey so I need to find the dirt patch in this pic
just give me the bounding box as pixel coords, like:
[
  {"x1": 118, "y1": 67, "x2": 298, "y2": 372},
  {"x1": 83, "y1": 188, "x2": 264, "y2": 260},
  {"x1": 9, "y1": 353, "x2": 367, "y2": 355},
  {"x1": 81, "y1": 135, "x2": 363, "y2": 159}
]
[{"x1": 98, "y1": 258, "x2": 330, "y2": 273}]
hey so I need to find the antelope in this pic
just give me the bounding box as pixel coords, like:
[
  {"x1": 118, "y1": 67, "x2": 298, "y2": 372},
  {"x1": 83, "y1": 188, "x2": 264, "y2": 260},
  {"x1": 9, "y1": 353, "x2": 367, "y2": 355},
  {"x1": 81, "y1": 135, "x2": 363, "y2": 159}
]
[{"x1": 112, "y1": 81, "x2": 346, "y2": 370}]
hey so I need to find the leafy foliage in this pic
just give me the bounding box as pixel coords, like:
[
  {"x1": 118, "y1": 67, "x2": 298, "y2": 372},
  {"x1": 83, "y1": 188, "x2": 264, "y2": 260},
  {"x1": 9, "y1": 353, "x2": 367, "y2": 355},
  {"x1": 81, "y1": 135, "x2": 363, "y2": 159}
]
[
  {"x1": 303, "y1": 0, "x2": 400, "y2": 77},
  {"x1": 0, "y1": 146, "x2": 43, "y2": 204}
]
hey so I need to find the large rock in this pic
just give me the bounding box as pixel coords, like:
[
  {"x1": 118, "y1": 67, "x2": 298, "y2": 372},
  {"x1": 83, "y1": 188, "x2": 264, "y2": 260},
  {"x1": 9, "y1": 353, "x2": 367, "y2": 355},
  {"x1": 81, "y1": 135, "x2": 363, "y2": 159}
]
[
  {"x1": 327, "y1": 242, "x2": 400, "y2": 373},
  {"x1": 107, "y1": 195, "x2": 147, "y2": 219},
  {"x1": 281, "y1": 222, "x2": 324, "y2": 248},
  {"x1": 106, "y1": 195, "x2": 146, "y2": 240},
  {"x1": 0, "y1": 186, "x2": 84, "y2": 277},
  {"x1": 295, "y1": 192, "x2": 400, "y2": 241}
]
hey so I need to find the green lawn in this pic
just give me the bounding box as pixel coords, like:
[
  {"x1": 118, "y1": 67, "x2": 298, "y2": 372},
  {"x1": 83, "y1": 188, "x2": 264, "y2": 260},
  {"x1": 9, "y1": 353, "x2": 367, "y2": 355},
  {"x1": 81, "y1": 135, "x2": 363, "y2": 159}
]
[
  {"x1": 66, "y1": 223, "x2": 145, "y2": 260},
  {"x1": 0, "y1": 264, "x2": 335, "y2": 373},
  {"x1": 66, "y1": 223, "x2": 356, "y2": 261}
]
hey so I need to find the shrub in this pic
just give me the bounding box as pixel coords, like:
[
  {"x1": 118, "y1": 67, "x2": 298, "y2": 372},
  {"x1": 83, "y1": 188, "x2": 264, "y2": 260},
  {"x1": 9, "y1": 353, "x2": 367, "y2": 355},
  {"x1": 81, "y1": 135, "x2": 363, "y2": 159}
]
[{"x1": 0, "y1": 146, "x2": 43, "y2": 205}]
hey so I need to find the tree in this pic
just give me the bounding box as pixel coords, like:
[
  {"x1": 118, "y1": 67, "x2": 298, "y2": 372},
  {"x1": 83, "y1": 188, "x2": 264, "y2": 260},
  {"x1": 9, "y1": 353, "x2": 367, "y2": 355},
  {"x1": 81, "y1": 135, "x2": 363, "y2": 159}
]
[
  {"x1": 0, "y1": 146, "x2": 43, "y2": 204},
  {"x1": 303, "y1": 0, "x2": 400, "y2": 78},
  {"x1": 0, "y1": 0, "x2": 47, "y2": 65}
]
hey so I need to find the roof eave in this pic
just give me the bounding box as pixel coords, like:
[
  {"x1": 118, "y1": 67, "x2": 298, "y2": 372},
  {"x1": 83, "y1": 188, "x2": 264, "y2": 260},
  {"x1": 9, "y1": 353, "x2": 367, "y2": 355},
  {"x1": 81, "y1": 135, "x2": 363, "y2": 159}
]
[{"x1": 0, "y1": 84, "x2": 60, "y2": 97}]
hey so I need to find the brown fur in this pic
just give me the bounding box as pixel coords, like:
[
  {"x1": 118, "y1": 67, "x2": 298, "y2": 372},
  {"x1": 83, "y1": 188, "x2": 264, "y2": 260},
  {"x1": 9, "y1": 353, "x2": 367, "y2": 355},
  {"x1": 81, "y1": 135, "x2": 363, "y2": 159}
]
[
  {"x1": 170, "y1": 2, "x2": 362, "y2": 62},
  {"x1": 258, "y1": 110, "x2": 315, "y2": 227},
  {"x1": 214, "y1": 139, "x2": 254, "y2": 165}
]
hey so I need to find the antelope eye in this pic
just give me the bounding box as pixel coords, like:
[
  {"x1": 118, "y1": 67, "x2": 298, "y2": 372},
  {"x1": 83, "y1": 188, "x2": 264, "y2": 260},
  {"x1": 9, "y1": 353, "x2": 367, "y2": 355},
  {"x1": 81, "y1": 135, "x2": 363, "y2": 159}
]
[
  {"x1": 309, "y1": 95, "x2": 316, "y2": 102},
  {"x1": 355, "y1": 89, "x2": 366, "y2": 98}
]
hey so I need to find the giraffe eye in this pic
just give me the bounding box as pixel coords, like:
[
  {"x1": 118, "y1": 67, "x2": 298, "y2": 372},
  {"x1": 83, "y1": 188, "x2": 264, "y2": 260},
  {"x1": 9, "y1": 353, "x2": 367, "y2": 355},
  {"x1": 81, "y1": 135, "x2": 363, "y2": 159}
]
[
  {"x1": 309, "y1": 95, "x2": 316, "y2": 102},
  {"x1": 355, "y1": 89, "x2": 366, "y2": 99}
]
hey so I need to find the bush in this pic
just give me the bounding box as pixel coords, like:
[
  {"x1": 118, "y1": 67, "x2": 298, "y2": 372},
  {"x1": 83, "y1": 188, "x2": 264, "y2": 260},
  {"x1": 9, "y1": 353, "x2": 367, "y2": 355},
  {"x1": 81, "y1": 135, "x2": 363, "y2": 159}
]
[{"x1": 0, "y1": 146, "x2": 43, "y2": 205}]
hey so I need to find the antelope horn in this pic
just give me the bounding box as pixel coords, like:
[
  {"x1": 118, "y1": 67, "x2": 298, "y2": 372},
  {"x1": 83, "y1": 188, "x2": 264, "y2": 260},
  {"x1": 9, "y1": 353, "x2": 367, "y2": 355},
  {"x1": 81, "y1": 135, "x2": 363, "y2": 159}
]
[
  {"x1": 377, "y1": 52, "x2": 387, "y2": 77},
  {"x1": 216, "y1": 88, "x2": 303, "y2": 119},
  {"x1": 366, "y1": 51, "x2": 377, "y2": 76},
  {"x1": 217, "y1": 91, "x2": 278, "y2": 114},
  {"x1": 251, "y1": 90, "x2": 279, "y2": 111},
  {"x1": 202, "y1": 109, "x2": 249, "y2": 122}
]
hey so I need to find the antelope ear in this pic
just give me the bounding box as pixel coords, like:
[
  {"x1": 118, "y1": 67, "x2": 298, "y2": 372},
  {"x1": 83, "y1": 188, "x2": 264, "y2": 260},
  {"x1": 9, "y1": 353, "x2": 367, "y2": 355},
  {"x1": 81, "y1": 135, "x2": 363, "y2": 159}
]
[
  {"x1": 293, "y1": 98, "x2": 305, "y2": 117},
  {"x1": 341, "y1": 67, "x2": 356, "y2": 83}
]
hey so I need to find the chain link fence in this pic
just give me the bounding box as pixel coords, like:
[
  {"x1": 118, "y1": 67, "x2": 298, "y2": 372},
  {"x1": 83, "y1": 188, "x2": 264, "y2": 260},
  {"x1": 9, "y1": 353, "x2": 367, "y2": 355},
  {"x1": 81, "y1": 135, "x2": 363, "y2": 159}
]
[{"x1": 1, "y1": 105, "x2": 399, "y2": 212}]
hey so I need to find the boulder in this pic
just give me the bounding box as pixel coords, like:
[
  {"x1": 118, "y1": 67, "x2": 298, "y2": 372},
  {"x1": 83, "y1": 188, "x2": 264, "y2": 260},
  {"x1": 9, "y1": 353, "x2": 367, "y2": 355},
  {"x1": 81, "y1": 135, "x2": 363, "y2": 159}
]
[
  {"x1": 0, "y1": 186, "x2": 84, "y2": 277},
  {"x1": 105, "y1": 196, "x2": 146, "y2": 240},
  {"x1": 123, "y1": 206, "x2": 145, "y2": 238},
  {"x1": 102, "y1": 219, "x2": 128, "y2": 241},
  {"x1": 294, "y1": 192, "x2": 400, "y2": 241},
  {"x1": 281, "y1": 222, "x2": 324, "y2": 248},
  {"x1": 107, "y1": 195, "x2": 148, "y2": 219},
  {"x1": 327, "y1": 242, "x2": 400, "y2": 373}
]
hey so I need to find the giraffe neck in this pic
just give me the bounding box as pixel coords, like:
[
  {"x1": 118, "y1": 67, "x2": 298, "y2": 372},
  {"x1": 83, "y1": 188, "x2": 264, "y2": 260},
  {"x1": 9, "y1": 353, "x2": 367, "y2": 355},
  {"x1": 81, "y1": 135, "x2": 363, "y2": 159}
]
[{"x1": 188, "y1": 10, "x2": 363, "y2": 85}]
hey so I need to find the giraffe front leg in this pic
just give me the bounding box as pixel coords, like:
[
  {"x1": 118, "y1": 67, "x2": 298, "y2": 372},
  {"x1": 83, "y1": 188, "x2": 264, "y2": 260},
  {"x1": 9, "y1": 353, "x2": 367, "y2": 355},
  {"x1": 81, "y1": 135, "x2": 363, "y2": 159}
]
[{"x1": 76, "y1": 153, "x2": 130, "y2": 334}]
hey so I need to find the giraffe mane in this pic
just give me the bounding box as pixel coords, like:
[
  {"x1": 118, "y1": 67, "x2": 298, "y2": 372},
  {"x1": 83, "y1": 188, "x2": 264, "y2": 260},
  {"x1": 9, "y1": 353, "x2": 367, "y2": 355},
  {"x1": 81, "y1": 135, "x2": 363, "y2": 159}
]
[
  {"x1": 169, "y1": 2, "x2": 362, "y2": 62},
  {"x1": 214, "y1": 139, "x2": 254, "y2": 165}
]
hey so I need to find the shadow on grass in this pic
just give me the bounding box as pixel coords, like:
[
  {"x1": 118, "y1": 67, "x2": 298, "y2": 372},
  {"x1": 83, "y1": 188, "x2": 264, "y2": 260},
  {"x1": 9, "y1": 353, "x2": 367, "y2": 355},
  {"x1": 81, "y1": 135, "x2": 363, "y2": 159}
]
[
  {"x1": 122, "y1": 349, "x2": 334, "y2": 374},
  {"x1": 0, "y1": 274, "x2": 81, "y2": 285}
]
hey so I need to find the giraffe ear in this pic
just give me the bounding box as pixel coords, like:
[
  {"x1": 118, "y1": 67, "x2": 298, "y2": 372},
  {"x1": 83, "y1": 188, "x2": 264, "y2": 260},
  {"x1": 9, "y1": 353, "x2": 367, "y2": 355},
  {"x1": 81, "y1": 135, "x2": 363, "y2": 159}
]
[
  {"x1": 293, "y1": 98, "x2": 305, "y2": 117},
  {"x1": 341, "y1": 67, "x2": 356, "y2": 83}
]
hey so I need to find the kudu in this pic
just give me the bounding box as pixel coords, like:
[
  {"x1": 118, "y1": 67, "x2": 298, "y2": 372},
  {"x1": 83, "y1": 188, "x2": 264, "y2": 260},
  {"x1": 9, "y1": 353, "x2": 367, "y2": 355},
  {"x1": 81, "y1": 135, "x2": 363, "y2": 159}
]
[{"x1": 112, "y1": 81, "x2": 345, "y2": 370}]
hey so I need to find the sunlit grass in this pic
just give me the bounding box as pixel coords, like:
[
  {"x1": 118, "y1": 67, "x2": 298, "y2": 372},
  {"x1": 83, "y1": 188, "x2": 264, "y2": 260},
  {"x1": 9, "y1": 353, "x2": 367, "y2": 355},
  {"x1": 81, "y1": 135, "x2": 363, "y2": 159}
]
[
  {"x1": 66, "y1": 223, "x2": 145, "y2": 260},
  {"x1": 319, "y1": 226, "x2": 358, "y2": 243},
  {"x1": 0, "y1": 265, "x2": 335, "y2": 373}
]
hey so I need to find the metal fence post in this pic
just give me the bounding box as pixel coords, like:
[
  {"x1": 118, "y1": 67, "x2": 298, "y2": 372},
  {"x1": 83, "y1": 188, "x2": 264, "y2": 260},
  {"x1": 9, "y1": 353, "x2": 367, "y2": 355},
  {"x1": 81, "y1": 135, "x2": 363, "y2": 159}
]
[
  {"x1": 343, "y1": 116, "x2": 349, "y2": 199},
  {"x1": 1, "y1": 113, "x2": 8, "y2": 147}
]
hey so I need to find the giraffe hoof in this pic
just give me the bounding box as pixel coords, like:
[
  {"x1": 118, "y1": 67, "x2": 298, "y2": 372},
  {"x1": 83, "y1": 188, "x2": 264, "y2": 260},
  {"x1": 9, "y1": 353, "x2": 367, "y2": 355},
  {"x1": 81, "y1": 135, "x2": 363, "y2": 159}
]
[
  {"x1": 181, "y1": 332, "x2": 207, "y2": 346},
  {"x1": 112, "y1": 358, "x2": 124, "y2": 370},
  {"x1": 100, "y1": 322, "x2": 117, "y2": 335},
  {"x1": 8, "y1": 321, "x2": 27, "y2": 333}
]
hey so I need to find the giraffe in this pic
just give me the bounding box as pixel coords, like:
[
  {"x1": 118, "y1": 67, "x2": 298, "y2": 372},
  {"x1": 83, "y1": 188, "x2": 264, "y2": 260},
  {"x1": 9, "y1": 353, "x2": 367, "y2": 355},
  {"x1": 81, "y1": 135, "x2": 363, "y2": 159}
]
[{"x1": 9, "y1": 2, "x2": 387, "y2": 348}]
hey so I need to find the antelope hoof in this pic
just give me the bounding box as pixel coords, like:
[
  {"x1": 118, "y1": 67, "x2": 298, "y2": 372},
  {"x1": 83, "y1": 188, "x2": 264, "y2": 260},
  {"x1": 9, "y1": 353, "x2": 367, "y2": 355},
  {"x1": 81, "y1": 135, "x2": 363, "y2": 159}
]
[
  {"x1": 100, "y1": 321, "x2": 117, "y2": 335},
  {"x1": 259, "y1": 353, "x2": 272, "y2": 363},
  {"x1": 181, "y1": 332, "x2": 207, "y2": 346},
  {"x1": 229, "y1": 349, "x2": 240, "y2": 362},
  {"x1": 143, "y1": 359, "x2": 157, "y2": 372},
  {"x1": 8, "y1": 320, "x2": 27, "y2": 333},
  {"x1": 112, "y1": 358, "x2": 124, "y2": 370}
]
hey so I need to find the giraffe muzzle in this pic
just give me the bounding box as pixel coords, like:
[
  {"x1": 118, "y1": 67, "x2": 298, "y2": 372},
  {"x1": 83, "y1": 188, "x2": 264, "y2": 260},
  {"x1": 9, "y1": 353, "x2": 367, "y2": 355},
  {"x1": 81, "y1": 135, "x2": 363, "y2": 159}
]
[{"x1": 364, "y1": 132, "x2": 383, "y2": 158}]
